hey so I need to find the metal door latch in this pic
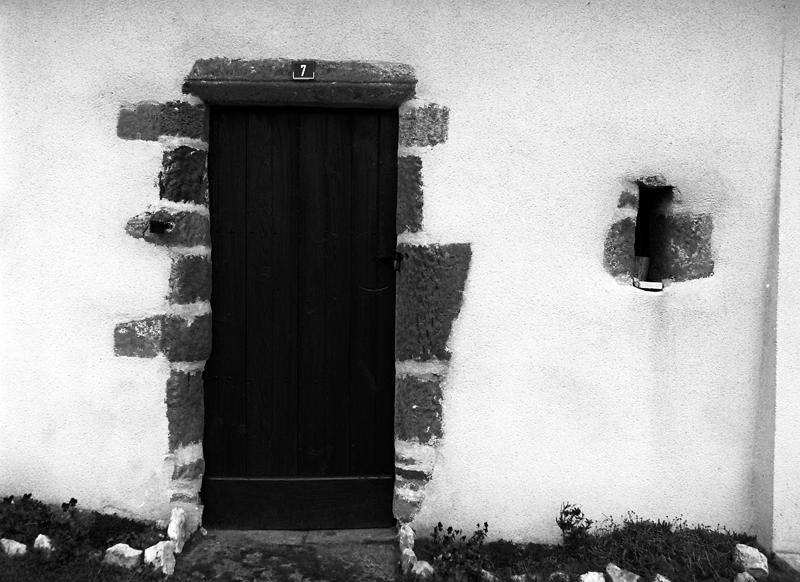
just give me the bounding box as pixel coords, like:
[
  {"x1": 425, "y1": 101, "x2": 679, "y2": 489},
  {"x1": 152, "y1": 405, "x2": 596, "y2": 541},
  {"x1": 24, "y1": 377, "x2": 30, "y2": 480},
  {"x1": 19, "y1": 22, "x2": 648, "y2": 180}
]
[{"x1": 375, "y1": 251, "x2": 405, "y2": 272}]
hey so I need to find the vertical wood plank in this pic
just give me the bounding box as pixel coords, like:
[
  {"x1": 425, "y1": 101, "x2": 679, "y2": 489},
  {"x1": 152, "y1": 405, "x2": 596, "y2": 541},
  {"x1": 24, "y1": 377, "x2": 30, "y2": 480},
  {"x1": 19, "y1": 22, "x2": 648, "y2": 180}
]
[
  {"x1": 297, "y1": 110, "x2": 330, "y2": 476},
  {"x1": 348, "y1": 111, "x2": 380, "y2": 475},
  {"x1": 204, "y1": 107, "x2": 248, "y2": 477},
  {"x1": 203, "y1": 109, "x2": 225, "y2": 478},
  {"x1": 245, "y1": 109, "x2": 275, "y2": 476},
  {"x1": 268, "y1": 108, "x2": 300, "y2": 476},
  {"x1": 375, "y1": 110, "x2": 399, "y2": 474},
  {"x1": 323, "y1": 110, "x2": 353, "y2": 476}
]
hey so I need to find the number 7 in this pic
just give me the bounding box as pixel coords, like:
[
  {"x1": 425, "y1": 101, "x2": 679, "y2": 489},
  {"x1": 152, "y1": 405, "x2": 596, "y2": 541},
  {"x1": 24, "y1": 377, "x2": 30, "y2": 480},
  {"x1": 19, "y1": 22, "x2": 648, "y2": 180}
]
[{"x1": 300, "y1": 64, "x2": 306, "y2": 76}]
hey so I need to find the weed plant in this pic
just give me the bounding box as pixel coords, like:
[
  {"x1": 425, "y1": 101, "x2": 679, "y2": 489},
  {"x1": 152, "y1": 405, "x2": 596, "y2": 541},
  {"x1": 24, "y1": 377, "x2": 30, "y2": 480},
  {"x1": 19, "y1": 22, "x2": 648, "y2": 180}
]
[{"x1": 429, "y1": 522, "x2": 491, "y2": 580}]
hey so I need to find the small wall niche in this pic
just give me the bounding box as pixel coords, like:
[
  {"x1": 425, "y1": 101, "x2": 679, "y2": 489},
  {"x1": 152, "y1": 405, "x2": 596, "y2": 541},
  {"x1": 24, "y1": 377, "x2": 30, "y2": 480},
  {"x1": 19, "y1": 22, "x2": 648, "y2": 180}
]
[
  {"x1": 632, "y1": 182, "x2": 674, "y2": 291},
  {"x1": 602, "y1": 177, "x2": 714, "y2": 287}
]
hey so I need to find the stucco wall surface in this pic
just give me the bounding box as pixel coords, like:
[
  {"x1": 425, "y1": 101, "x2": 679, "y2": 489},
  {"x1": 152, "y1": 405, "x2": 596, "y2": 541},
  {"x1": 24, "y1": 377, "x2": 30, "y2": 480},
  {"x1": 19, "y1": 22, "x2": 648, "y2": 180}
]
[
  {"x1": 0, "y1": 0, "x2": 790, "y2": 543},
  {"x1": 774, "y1": 2, "x2": 800, "y2": 555}
]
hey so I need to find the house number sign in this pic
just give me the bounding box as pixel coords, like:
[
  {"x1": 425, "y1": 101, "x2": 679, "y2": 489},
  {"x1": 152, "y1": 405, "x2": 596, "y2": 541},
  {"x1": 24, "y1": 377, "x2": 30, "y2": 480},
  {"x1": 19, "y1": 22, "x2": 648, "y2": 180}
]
[{"x1": 291, "y1": 61, "x2": 316, "y2": 81}]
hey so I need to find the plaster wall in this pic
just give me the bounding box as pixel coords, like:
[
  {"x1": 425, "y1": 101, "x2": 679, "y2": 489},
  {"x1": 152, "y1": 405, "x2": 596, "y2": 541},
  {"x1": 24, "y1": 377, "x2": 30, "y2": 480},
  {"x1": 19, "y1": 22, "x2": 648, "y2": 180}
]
[
  {"x1": 0, "y1": 0, "x2": 790, "y2": 544},
  {"x1": 774, "y1": 3, "x2": 800, "y2": 555}
]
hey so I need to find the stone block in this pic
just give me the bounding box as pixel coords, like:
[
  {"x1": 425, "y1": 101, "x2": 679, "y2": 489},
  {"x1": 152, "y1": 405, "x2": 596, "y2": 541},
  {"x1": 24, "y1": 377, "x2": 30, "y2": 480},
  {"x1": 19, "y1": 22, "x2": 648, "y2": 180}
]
[
  {"x1": 603, "y1": 217, "x2": 636, "y2": 278},
  {"x1": 117, "y1": 102, "x2": 163, "y2": 140},
  {"x1": 125, "y1": 209, "x2": 210, "y2": 248},
  {"x1": 396, "y1": 467, "x2": 430, "y2": 481},
  {"x1": 0, "y1": 539, "x2": 26, "y2": 557},
  {"x1": 159, "y1": 146, "x2": 208, "y2": 205},
  {"x1": 395, "y1": 374, "x2": 443, "y2": 443},
  {"x1": 114, "y1": 314, "x2": 210, "y2": 362},
  {"x1": 184, "y1": 58, "x2": 416, "y2": 107},
  {"x1": 605, "y1": 209, "x2": 713, "y2": 283},
  {"x1": 733, "y1": 544, "x2": 769, "y2": 580},
  {"x1": 398, "y1": 523, "x2": 415, "y2": 551},
  {"x1": 168, "y1": 255, "x2": 212, "y2": 304},
  {"x1": 166, "y1": 369, "x2": 204, "y2": 451},
  {"x1": 412, "y1": 560, "x2": 434, "y2": 579},
  {"x1": 117, "y1": 101, "x2": 205, "y2": 141},
  {"x1": 160, "y1": 101, "x2": 206, "y2": 140},
  {"x1": 606, "y1": 563, "x2": 643, "y2": 582},
  {"x1": 400, "y1": 547, "x2": 417, "y2": 574},
  {"x1": 651, "y1": 213, "x2": 714, "y2": 281},
  {"x1": 103, "y1": 543, "x2": 142, "y2": 569},
  {"x1": 395, "y1": 243, "x2": 471, "y2": 360},
  {"x1": 393, "y1": 495, "x2": 422, "y2": 523},
  {"x1": 33, "y1": 534, "x2": 53, "y2": 557},
  {"x1": 400, "y1": 103, "x2": 449, "y2": 147},
  {"x1": 172, "y1": 458, "x2": 205, "y2": 480},
  {"x1": 397, "y1": 155, "x2": 423, "y2": 233},
  {"x1": 617, "y1": 190, "x2": 638, "y2": 209},
  {"x1": 114, "y1": 316, "x2": 164, "y2": 358},
  {"x1": 187, "y1": 58, "x2": 416, "y2": 84},
  {"x1": 168, "y1": 507, "x2": 188, "y2": 553},
  {"x1": 162, "y1": 314, "x2": 211, "y2": 362},
  {"x1": 170, "y1": 492, "x2": 200, "y2": 503},
  {"x1": 639, "y1": 174, "x2": 670, "y2": 187},
  {"x1": 144, "y1": 540, "x2": 176, "y2": 576}
]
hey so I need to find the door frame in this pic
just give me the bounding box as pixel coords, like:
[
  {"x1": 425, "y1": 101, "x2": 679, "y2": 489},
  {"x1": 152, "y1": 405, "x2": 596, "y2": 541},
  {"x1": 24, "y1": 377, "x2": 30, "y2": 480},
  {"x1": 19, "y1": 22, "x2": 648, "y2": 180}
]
[{"x1": 114, "y1": 58, "x2": 471, "y2": 531}]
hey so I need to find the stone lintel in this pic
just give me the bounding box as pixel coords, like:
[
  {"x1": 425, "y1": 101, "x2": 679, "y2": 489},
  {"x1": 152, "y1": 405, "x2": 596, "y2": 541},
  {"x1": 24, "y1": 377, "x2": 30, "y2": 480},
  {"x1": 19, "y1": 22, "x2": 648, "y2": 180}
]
[{"x1": 183, "y1": 58, "x2": 416, "y2": 107}]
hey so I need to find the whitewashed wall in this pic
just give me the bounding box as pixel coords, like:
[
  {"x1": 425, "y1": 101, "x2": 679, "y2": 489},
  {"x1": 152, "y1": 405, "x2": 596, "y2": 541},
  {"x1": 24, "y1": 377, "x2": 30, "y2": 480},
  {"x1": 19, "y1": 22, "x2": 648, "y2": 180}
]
[{"x1": 0, "y1": 0, "x2": 793, "y2": 547}]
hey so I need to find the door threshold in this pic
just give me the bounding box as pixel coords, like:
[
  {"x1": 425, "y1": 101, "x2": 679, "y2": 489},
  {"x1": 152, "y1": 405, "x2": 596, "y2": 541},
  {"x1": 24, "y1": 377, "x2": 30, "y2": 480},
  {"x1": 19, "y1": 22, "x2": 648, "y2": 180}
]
[{"x1": 201, "y1": 528, "x2": 398, "y2": 546}]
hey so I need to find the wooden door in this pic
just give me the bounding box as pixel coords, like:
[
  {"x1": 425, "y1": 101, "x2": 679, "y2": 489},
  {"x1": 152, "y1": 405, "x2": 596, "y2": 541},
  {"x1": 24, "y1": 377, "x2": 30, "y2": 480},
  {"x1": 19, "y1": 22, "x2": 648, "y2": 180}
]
[{"x1": 202, "y1": 107, "x2": 397, "y2": 529}]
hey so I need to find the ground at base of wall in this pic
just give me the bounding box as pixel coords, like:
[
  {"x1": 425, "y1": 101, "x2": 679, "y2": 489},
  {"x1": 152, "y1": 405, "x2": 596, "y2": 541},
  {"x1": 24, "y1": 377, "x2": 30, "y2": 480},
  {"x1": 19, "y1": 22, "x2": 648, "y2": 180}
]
[
  {"x1": 409, "y1": 542, "x2": 800, "y2": 582},
  {"x1": 173, "y1": 529, "x2": 400, "y2": 581},
  {"x1": 409, "y1": 516, "x2": 800, "y2": 582},
  {"x1": 0, "y1": 528, "x2": 400, "y2": 581}
]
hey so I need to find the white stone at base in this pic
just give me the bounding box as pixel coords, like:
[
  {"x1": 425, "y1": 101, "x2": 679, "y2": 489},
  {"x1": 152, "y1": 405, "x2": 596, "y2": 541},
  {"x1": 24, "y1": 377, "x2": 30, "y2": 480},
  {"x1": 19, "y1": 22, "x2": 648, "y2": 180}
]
[
  {"x1": 103, "y1": 543, "x2": 143, "y2": 569},
  {"x1": 33, "y1": 534, "x2": 53, "y2": 556},
  {"x1": 733, "y1": 544, "x2": 769, "y2": 580},
  {"x1": 144, "y1": 540, "x2": 176, "y2": 575},
  {"x1": 0, "y1": 539, "x2": 27, "y2": 557},
  {"x1": 411, "y1": 560, "x2": 434, "y2": 579}
]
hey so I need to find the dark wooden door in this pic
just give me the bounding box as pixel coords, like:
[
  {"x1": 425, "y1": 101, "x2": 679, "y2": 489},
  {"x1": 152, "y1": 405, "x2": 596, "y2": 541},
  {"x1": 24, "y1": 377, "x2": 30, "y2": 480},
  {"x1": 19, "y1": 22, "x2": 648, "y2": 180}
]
[{"x1": 202, "y1": 107, "x2": 397, "y2": 529}]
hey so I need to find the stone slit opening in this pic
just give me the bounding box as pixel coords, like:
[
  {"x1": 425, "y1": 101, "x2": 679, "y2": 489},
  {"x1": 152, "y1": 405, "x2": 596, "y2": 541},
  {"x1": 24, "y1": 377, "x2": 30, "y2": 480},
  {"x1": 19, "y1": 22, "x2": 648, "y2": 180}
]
[{"x1": 633, "y1": 182, "x2": 674, "y2": 289}]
